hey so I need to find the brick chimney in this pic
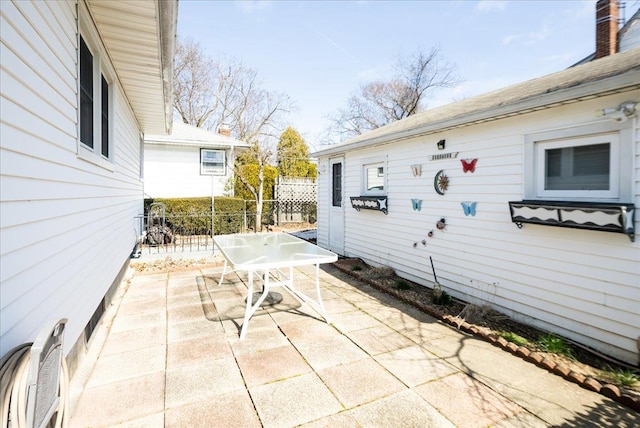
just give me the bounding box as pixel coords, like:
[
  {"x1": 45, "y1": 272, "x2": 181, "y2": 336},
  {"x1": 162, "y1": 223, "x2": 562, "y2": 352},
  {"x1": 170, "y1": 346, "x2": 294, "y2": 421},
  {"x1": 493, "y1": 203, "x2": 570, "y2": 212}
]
[
  {"x1": 595, "y1": 0, "x2": 619, "y2": 59},
  {"x1": 218, "y1": 125, "x2": 231, "y2": 137}
]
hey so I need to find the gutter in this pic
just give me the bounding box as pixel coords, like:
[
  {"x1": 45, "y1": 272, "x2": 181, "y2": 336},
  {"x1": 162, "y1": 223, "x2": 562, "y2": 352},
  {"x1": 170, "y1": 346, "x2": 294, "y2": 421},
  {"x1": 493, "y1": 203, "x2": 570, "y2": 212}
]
[{"x1": 157, "y1": 0, "x2": 179, "y2": 135}]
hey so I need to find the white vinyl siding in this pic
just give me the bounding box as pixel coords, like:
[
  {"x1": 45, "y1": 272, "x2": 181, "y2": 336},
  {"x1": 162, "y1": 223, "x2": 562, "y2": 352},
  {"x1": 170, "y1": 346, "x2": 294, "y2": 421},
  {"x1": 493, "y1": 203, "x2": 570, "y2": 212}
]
[
  {"x1": 144, "y1": 144, "x2": 229, "y2": 198},
  {"x1": 0, "y1": 0, "x2": 144, "y2": 357},
  {"x1": 317, "y1": 93, "x2": 640, "y2": 364}
]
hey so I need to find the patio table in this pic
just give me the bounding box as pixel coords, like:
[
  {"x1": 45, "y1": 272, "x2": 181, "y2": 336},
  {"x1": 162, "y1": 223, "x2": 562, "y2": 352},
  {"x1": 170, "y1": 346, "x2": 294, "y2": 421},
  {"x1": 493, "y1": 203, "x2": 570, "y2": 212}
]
[{"x1": 213, "y1": 232, "x2": 338, "y2": 339}]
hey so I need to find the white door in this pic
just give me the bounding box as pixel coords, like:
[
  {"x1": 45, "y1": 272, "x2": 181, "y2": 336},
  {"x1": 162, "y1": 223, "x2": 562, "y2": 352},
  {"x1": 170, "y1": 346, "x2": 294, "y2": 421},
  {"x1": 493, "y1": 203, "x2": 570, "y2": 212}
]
[{"x1": 328, "y1": 157, "x2": 345, "y2": 255}]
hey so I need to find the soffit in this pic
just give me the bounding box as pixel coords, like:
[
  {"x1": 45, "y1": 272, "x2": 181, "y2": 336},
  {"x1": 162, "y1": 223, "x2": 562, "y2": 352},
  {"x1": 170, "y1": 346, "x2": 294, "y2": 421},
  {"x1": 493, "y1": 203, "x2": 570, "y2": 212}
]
[{"x1": 87, "y1": 0, "x2": 175, "y2": 135}]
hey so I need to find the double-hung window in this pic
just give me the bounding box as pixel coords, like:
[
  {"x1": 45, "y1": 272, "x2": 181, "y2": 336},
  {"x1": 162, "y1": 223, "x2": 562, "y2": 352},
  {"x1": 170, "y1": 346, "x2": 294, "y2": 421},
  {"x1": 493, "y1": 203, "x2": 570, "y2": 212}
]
[
  {"x1": 78, "y1": 10, "x2": 113, "y2": 165},
  {"x1": 200, "y1": 149, "x2": 226, "y2": 175}
]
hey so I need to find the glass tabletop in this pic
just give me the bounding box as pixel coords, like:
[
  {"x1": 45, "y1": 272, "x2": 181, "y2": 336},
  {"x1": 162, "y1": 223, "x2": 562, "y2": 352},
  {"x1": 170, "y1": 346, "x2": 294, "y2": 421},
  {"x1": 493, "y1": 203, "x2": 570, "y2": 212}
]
[{"x1": 213, "y1": 232, "x2": 337, "y2": 270}]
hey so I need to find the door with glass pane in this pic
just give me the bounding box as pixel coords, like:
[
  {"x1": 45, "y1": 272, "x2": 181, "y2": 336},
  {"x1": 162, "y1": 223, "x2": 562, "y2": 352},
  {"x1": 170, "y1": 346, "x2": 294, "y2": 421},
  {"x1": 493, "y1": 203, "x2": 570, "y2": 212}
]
[{"x1": 328, "y1": 157, "x2": 344, "y2": 255}]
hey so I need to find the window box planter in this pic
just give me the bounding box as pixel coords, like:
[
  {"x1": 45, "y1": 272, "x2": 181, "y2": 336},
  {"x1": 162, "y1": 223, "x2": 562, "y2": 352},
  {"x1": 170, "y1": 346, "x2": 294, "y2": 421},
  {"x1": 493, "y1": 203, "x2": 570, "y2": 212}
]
[
  {"x1": 508, "y1": 200, "x2": 635, "y2": 242},
  {"x1": 350, "y1": 196, "x2": 388, "y2": 214}
]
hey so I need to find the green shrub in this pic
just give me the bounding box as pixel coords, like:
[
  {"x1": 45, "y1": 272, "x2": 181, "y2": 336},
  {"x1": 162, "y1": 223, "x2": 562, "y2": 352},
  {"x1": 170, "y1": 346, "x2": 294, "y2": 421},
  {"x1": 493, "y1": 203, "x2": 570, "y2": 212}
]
[{"x1": 144, "y1": 197, "x2": 245, "y2": 235}]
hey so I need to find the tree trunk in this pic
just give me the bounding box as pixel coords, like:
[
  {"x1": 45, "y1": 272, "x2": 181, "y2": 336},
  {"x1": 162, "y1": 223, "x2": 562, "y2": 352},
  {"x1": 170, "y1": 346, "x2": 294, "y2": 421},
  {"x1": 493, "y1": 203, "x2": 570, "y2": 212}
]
[{"x1": 255, "y1": 163, "x2": 264, "y2": 231}]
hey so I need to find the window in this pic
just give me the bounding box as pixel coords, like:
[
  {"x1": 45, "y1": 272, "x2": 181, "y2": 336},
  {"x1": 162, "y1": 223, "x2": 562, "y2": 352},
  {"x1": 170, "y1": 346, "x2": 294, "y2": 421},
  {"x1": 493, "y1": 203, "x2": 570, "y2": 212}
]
[
  {"x1": 78, "y1": 7, "x2": 114, "y2": 165},
  {"x1": 79, "y1": 37, "x2": 93, "y2": 147},
  {"x1": 362, "y1": 159, "x2": 386, "y2": 195},
  {"x1": 525, "y1": 122, "x2": 632, "y2": 202},
  {"x1": 535, "y1": 134, "x2": 618, "y2": 199},
  {"x1": 332, "y1": 162, "x2": 342, "y2": 207},
  {"x1": 200, "y1": 149, "x2": 226, "y2": 175}
]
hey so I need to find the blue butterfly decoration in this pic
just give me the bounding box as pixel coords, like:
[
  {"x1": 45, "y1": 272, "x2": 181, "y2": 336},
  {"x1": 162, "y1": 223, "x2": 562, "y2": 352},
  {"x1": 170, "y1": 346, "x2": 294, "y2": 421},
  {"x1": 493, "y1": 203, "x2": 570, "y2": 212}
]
[
  {"x1": 411, "y1": 199, "x2": 423, "y2": 211},
  {"x1": 461, "y1": 201, "x2": 477, "y2": 216}
]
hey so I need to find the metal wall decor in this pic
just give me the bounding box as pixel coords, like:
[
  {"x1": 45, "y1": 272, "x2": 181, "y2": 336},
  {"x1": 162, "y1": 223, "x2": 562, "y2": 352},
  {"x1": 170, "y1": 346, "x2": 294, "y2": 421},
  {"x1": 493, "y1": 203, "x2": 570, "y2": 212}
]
[
  {"x1": 461, "y1": 158, "x2": 478, "y2": 173},
  {"x1": 508, "y1": 200, "x2": 635, "y2": 241},
  {"x1": 434, "y1": 170, "x2": 448, "y2": 195},
  {"x1": 410, "y1": 164, "x2": 422, "y2": 177},
  {"x1": 411, "y1": 199, "x2": 423, "y2": 211},
  {"x1": 461, "y1": 201, "x2": 477, "y2": 216},
  {"x1": 436, "y1": 218, "x2": 446, "y2": 230},
  {"x1": 412, "y1": 239, "x2": 428, "y2": 248},
  {"x1": 350, "y1": 196, "x2": 388, "y2": 214}
]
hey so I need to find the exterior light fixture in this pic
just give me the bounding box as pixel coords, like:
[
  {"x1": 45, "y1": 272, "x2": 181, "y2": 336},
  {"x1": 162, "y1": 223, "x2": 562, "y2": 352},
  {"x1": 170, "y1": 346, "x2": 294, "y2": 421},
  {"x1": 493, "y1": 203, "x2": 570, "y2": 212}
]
[
  {"x1": 595, "y1": 101, "x2": 637, "y2": 122},
  {"x1": 437, "y1": 139, "x2": 446, "y2": 150}
]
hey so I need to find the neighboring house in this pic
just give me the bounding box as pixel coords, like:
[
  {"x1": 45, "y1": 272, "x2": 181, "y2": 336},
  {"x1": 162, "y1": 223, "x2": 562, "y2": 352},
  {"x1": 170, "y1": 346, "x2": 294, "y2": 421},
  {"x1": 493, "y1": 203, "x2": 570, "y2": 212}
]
[
  {"x1": 573, "y1": 0, "x2": 640, "y2": 65},
  {"x1": 143, "y1": 122, "x2": 250, "y2": 199},
  {"x1": 0, "y1": 0, "x2": 177, "y2": 374},
  {"x1": 312, "y1": 34, "x2": 640, "y2": 364}
]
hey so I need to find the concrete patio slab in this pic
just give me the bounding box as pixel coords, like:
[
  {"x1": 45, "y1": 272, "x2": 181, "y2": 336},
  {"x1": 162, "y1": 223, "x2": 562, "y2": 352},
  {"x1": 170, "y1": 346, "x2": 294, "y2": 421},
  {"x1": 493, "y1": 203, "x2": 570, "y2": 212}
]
[
  {"x1": 317, "y1": 358, "x2": 406, "y2": 408},
  {"x1": 235, "y1": 344, "x2": 312, "y2": 387},
  {"x1": 85, "y1": 344, "x2": 166, "y2": 388},
  {"x1": 293, "y1": 334, "x2": 369, "y2": 371},
  {"x1": 373, "y1": 344, "x2": 458, "y2": 387},
  {"x1": 165, "y1": 356, "x2": 244, "y2": 409},
  {"x1": 71, "y1": 372, "x2": 165, "y2": 427},
  {"x1": 345, "y1": 324, "x2": 416, "y2": 355},
  {"x1": 164, "y1": 390, "x2": 261, "y2": 428},
  {"x1": 249, "y1": 373, "x2": 343, "y2": 428},
  {"x1": 414, "y1": 372, "x2": 523, "y2": 428},
  {"x1": 167, "y1": 334, "x2": 233, "y2": 367},
  {"x1": 346, "y1": 389, "x2": 456, "y2": 427},
  {"x1": 67, "y1": 261, "x2": 638, "y2": 427}
]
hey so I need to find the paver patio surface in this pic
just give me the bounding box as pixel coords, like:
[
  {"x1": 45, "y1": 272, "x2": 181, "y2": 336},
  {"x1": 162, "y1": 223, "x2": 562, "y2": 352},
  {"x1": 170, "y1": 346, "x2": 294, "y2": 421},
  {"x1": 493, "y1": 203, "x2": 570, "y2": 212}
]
[{"x1": 68, "y1": 258, "x2": 638, "y2": 427}]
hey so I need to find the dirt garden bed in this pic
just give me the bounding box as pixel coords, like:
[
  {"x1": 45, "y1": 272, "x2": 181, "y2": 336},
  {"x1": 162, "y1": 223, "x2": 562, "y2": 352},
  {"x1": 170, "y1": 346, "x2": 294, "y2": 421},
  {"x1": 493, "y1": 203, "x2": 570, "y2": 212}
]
[{"x1": 333, "y1": 258, "x2": 640, "y2": 413}]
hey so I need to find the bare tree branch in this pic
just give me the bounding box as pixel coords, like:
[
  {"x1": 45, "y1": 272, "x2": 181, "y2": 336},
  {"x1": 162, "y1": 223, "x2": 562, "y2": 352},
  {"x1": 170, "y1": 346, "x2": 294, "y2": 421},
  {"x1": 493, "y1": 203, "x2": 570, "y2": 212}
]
[
  {"x1": 328, "y1": 46, "x2": 461, "y2": 142},
  {"x1": 172, "y1": 37, "x2": 295, "y2": 230}
]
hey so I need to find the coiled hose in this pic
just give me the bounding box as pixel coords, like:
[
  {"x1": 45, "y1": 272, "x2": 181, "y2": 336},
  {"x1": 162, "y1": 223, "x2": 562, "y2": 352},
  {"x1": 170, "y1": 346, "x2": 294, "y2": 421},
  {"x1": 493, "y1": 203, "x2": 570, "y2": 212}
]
[{"x1": 0, "y1": 343, "x2": 68, "y2": 428}]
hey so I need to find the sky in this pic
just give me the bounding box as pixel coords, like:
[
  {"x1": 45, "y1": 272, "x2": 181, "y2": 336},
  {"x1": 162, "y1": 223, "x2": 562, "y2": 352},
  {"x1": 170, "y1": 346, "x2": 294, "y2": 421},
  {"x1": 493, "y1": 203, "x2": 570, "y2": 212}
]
[{"x1": 177, "y1": 0, "x2": 640, "y2": 150}]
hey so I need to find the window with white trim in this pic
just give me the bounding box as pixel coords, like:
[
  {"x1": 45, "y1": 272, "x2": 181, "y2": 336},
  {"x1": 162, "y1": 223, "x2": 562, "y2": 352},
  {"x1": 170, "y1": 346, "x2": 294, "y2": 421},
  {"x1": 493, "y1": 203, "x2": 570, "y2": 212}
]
[
  {"x1": 78, "y1": 7, "x2": 114, "y2": 164},
  {"x1": 525, "y1": 122, "x2": 632, "y2": 202},
  {"x1": 362, "y1": 157, "x2": 387, "y2": 195},
  {"x1": 536, "y1": 134, "x2": 618, "y2": 198},
  {"x1": 200, "y1": 149, "x2": 226, "y2": 175}
]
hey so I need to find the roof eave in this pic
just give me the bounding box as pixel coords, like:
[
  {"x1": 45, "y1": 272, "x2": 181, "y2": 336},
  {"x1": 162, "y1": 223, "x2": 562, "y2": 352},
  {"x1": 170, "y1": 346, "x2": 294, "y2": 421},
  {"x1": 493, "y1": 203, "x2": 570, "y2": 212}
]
[{"x1": 312, "y1": 69, "x2": 640, "y2": 158}]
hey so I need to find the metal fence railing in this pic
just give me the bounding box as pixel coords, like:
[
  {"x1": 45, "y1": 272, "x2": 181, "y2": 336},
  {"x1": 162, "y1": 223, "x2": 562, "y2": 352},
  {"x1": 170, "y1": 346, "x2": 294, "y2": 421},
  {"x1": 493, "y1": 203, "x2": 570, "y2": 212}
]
[{"x1": 134, "y1": 200, "x2": 316, "y2": 256}]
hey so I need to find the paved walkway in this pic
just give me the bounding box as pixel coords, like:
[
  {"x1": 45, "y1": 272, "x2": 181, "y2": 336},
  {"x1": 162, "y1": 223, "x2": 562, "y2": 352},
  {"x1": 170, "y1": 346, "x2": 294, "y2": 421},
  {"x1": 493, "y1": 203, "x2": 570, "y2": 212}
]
[{"x1": 68, "y1": 259, "x2": 637, "y2": 427}]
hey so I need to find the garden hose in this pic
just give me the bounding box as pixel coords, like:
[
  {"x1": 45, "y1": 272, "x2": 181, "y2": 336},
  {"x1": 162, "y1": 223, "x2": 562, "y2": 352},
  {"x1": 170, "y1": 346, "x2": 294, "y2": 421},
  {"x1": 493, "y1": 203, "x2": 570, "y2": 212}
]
[{"x1": 0, "y1": 343, "x2": 68, "y2": 428}]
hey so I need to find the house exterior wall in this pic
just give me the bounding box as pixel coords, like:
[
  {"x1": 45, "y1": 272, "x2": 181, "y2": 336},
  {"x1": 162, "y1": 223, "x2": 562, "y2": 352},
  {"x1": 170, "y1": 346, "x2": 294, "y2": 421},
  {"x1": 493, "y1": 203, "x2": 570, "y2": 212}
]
[
  {"x1": 0, "y1": 0, "x2": 145, "y2": 358},
  {"x1": 143, "y1": 144, "x2": 230, "y2": 198},
  {"x1": 316, "y1": 92, "x2": 640, "y2": 364}
]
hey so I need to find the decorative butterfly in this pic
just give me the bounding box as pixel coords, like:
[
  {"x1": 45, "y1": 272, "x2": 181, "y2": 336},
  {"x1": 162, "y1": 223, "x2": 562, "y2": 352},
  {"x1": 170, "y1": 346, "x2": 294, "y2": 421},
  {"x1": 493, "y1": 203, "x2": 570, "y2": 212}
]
[
  {"x1": 461, "y1": 158, "x2": 478, "y2": 173},
  {"x1": 411, "y1": 199, "x2": 423, "y2": 211},
  {"x1": 461, "y1": 201, "x2": 477, "y2": 216}
]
